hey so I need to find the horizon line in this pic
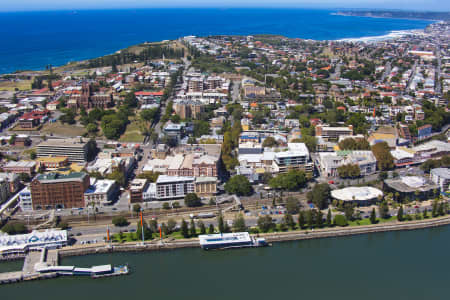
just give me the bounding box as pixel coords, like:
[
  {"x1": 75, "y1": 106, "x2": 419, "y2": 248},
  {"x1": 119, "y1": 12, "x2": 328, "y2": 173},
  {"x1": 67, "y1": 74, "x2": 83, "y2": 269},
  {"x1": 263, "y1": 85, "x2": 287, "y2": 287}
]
[{"x1": 0, "y1": 6, "x2": 449, "y2": 13}]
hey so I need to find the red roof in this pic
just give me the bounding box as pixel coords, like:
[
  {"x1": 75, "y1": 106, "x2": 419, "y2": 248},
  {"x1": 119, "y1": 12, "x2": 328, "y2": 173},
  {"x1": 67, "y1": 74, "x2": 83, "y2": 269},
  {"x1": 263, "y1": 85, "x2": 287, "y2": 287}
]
[
  {"x1": 135, "y1": 91, "x2": 164, "y2": 97},
  {"x1": 20, "y1": 110, "x2": 48, "y2": 121},
  {"x1": 33, "y1": 88, "x2": 49, "y2": 94}
]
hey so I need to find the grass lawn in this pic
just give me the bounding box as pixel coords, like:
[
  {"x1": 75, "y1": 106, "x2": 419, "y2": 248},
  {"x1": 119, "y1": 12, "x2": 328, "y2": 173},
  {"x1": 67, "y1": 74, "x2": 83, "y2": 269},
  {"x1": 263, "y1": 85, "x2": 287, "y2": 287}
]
[
  {"x1": 0, "y1": 80, "x2": 32, "y2": 91},
  {"x1": 119, "y1": 118, "x2": 145, "y2": 143},
  {"x1": 41, "y1": 122, "x2": 86, "y2": 137},
  {"x1": 112, "y1": 229, "x2": 199, "y2": 243}
]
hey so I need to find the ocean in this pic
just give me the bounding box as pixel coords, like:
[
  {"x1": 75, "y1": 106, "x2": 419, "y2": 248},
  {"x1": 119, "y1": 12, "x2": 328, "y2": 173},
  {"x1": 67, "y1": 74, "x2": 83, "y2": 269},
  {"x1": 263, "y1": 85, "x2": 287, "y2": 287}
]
[{"x1": 0, "y1": 8, "x2": 432, "y2": 74}]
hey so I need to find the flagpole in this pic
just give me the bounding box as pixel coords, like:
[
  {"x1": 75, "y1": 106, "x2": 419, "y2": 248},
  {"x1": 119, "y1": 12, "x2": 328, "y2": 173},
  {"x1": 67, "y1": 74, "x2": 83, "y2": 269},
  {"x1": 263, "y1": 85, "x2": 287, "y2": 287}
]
[{"x1": 140, "y1": 209, "x2": 144, "y2": 244}]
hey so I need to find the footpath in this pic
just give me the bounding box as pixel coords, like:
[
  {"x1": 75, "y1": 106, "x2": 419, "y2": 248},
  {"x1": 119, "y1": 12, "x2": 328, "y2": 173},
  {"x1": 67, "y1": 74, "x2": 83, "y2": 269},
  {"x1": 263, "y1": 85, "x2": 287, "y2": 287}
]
[{"x1": 58, "y1": 215, "x2": 450, "y2": 257}]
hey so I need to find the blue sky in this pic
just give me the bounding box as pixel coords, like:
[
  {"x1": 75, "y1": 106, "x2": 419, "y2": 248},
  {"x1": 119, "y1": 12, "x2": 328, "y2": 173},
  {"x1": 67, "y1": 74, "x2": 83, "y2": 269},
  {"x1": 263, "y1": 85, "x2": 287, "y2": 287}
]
[{"x1": 1, "y1": 0, "x2": 448, "y2": 12}]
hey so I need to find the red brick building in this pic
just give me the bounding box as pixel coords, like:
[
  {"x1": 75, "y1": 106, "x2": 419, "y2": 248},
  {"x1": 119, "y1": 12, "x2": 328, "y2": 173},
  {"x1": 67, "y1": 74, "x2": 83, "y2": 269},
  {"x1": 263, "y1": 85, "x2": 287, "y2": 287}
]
[{"x1": 30, "y1": 172, "x2": 90, "y2": 210}]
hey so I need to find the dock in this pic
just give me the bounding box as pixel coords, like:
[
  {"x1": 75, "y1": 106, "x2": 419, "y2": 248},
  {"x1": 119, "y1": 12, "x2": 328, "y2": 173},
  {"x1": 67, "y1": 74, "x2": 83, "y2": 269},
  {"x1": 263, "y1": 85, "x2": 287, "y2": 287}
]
[{"x1": 0, "y1": 248, "x2": 128, "y2": 285}]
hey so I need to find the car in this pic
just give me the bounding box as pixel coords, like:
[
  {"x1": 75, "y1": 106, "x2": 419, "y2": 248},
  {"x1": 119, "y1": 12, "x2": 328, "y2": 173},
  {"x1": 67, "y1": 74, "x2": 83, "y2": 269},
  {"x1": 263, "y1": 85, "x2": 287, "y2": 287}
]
[
  {"x1": 76, "y1": 232, "x2": 82, "y2": 236},
  {"x1": 130, "y1": 229, "x2": 136, "y2": 232},
  {"x1": 328, "y1": 180, "x2": 334, "y2": 184}
]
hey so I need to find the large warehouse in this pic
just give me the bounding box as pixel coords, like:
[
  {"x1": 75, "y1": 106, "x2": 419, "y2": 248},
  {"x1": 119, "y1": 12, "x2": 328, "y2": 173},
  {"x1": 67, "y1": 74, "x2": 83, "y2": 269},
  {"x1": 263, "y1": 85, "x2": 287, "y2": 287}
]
[{"x1": 331, "y1": 186, "x2": 383, "y2": 206}]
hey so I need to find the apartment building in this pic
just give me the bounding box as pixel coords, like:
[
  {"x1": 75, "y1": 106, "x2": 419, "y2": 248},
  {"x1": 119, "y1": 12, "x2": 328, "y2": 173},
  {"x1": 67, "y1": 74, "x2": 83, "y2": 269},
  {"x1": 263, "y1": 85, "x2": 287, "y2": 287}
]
[
  {"x1": 155, "y1": 175, "x2": 195, "y2": 200},
  {"x1": 273, "y1": 143, "x2": 314, "y2": 174},
  {"x1": 129, "y1": 179, "x2": 148, "y2": 204},
  {"x1": 315, "y1": 124, "x2": 353, "y2": 141},
  {"x1": 316, "y1": 151, "x2": 377, "y2": 177},
  {"x1": 430, "y1": 168, "x2": 450, "y2": 191}
]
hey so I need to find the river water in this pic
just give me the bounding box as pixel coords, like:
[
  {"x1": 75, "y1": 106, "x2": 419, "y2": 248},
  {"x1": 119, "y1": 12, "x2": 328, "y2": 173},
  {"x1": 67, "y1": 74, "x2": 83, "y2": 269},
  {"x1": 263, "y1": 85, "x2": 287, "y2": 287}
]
[{"x1": 1, "y1": 225, "x2": 449, "y2": 299}]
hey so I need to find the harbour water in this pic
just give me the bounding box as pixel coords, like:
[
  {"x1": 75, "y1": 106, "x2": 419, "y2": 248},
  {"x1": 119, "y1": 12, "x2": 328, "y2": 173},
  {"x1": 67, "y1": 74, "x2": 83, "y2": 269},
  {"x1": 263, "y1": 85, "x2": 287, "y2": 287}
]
[
  {"x1": 1, "y1": 225, "x2": 449, "y2": 299},
  {"x1": 0, "y1": 8, "x2": 432, "y2": 74}
]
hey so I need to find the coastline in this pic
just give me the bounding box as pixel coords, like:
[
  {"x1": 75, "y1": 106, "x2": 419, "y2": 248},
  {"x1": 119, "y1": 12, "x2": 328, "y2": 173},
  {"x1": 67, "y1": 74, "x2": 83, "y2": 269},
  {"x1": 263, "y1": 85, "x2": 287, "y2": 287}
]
[
  {"x1": 334, "y1": 29, "x2": 422, "y2": 43},
  {"x1": 333, "y1": 12, "x2": 444, "y2": 22},
  {"x1": 57, "y1": 215, "x2": 450, "y2": 258}
]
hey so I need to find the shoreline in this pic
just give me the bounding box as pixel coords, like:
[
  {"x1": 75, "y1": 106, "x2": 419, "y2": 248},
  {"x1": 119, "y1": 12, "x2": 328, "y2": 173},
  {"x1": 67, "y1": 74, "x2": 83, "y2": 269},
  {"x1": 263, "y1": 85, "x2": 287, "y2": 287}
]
[
  {"x1": 333, "y1": 12, "x2": 443, "y2": 22},
  {"x1": 57, "y1": 215, "x2": 450, "y2": 258}
]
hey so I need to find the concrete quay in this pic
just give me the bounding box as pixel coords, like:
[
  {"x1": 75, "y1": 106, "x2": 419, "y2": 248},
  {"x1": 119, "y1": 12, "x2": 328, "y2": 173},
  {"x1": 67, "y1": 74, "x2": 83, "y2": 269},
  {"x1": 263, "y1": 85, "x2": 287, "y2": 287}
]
[{"x1": 0, "y1": 249, "x2": 59, "y2": 285}]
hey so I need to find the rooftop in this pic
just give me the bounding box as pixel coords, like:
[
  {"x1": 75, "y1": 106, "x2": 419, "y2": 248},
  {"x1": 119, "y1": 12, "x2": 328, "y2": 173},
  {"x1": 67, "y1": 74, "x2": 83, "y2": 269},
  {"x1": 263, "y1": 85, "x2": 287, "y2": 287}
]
[
  {"x1": 4, "y1": 160, "x2": 36, "y2": 168},
  {"x1": 430, "y1": 168, "x2": 450, "y2": 180},
  {"x1": 36, "y1": 172, "x2": 87, "y2": 183},
  {"x1": 156, "y1": 175, "x2": 195, "y2": 184},
  {"x1": 331, "y1": 186, "x2": 383, "y2": 201}
]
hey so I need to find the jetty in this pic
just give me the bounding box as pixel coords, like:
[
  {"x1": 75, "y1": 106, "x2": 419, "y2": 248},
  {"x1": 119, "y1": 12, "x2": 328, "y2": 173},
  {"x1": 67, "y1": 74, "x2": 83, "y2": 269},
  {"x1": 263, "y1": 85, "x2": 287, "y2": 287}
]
[{"x1": 0, "y1": 248, "x2": 128, "y2": 285}]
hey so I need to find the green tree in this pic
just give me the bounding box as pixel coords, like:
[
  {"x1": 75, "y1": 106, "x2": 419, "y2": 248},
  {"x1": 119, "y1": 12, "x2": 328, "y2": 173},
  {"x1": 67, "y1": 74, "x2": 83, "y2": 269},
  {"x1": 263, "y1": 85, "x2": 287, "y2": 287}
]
[
  {"x1": 208, "y1": 224, "x2": 215, "y2": 234},
  {"x1": 298, "y1": 211, "x2": 306, "y2": 229},
  {"x1": 378, "y1": 201, "x2": 389, "y2": 219},
  {"x1": 86, "y1": 123, "x2": 98, "y2": 134},
  {"x1": 438, "y1": 201, "x2": 445, "y2": 216},
  {"x1": 181, "y1": 219, "x2": 189, "y2": 238},
  {"x1": 397, "y1": 206, "x2": 404, "y2": 222},
  {"x1": 307, "y1": 183, "x2": 331, "y2": 209},
  {"x1": 136, "y1": 219, "x2": 152, "y2": 241},
  {"x1": 370, "y1": 208, "x2": 377, "y2": 224},
  {"x1": 286, "y1": 197, "x2": 299, "y2": 214},
  {"x1": 283, "y1": 213, "x2": 296, "y2": 230},
  {"x1": 167, "y1": 219, "x2": 177, "y2": 234},
  {"x1": 371, "y1": 142, "x2": 394, "y2": 171},
  {"x1": 198, "y1": 221, "x2": 206, "y2": 235},
  {"x1": 224, "y1": 175, "x2": 253, "y2": 196},
  {"x1": 432, "y1": 199, "x2": 439, "y2": 217},
  {"x1": 232, "y1": 214, "x2": 246, "y2": 232},
  {"x1": 112, "y1": 216, "x2": 129, "y2": 227},
  {"x1": 132, "y1": 204, "x2": 141, "y2": 214},
  {"x1": 1, "y1": 223, "x2": 28, "y2": 235},
  {"x1": 257, "y1": 215, "x2": 275, "y2": 233},
  {"x1": 333, "y1": 215, "x2": 348, "y2": 227},
  {"x1": 344, "y1": 203, "x2": 354, "y2": 221},
  {"x1": 269, "y1": 170, "x2": 307, "y2": 191},
  {"x1": 29, "y1": 150, "x2": 37, "y2": 160},
  {"x1": 316, "y1": 210, "x2": 323, "y2": 227},
  {"x1": 217, "y1": 214, "x2": 225, "y2": 233},
  {"x1": 423, "y1": 209, "x2": 429, "y2": 219},
  {"x1": 306, "y1": 209, "x2": 314, "y2": 228},
  {"x1": 184, "y1": 193, "x2": 202, "y2": 207},
  {"x1": 106, "y1": 170, "x2": 126, "y2": 187},
  {"x1": 326, "y1": 209, "x2": 332, "y2": 227},
  {"x1": 189, "y1": 219, "x2": 197, "y2": 237},
  {"x1": 262, "y1": 136, "x2": 278, "y2": 147}
]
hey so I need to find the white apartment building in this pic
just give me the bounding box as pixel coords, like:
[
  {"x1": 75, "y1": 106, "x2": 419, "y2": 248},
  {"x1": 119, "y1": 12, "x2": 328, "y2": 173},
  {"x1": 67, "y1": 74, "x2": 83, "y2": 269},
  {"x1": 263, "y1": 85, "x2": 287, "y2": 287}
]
[{"x1": 316, "y1": 151, "x2": 377, "y2": 177}]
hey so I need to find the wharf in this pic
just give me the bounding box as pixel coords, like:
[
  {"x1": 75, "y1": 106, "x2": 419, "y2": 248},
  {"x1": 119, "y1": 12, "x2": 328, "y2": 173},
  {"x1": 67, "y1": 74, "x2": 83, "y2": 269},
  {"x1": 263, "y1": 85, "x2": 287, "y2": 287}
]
[{"x1": 0, "y1": 248, "x2": 125, "y2": 285}]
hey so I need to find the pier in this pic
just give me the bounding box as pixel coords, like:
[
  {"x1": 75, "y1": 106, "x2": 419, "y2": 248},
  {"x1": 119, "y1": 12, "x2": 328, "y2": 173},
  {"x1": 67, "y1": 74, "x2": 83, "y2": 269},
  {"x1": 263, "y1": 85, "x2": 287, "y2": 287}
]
[{"x1": 0, "y1": 248, "x2": 127, "y2": 285}]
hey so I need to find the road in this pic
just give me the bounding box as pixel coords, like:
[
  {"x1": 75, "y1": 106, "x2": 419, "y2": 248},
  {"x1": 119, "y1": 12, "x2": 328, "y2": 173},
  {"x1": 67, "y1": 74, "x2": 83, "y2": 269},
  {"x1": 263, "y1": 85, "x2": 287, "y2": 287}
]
[{"x1": 381, "y1": 61, "x2": 391, "y2": 82}]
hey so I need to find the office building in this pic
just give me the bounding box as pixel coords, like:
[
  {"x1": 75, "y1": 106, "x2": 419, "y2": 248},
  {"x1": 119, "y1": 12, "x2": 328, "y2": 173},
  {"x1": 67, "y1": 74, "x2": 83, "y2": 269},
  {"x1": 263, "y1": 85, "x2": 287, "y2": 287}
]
[{"x1": 37, "y1": 138, "x2": 89, "y2": 163}]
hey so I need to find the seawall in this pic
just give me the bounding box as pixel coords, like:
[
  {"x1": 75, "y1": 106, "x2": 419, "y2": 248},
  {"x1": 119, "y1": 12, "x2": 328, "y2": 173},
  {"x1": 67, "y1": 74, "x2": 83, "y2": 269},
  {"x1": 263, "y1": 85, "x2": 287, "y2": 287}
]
[{"x1": 58, "y1": 215, "x2": 450, "y2": 258}]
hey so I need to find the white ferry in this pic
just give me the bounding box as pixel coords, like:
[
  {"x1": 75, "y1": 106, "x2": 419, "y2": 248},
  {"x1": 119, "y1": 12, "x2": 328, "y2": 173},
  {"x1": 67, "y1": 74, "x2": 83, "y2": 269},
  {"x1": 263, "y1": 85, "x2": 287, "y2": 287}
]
[{"x1": 198, "y1": 232, "x2": 268, "y2": 250}]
